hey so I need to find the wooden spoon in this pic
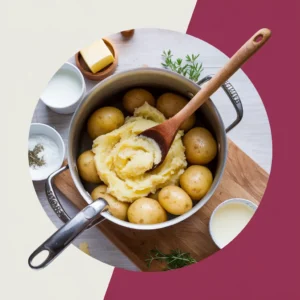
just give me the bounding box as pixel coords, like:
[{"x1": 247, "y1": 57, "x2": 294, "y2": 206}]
[{"x1": 140, "y1": 28, "x2": 271, "y2": 170}]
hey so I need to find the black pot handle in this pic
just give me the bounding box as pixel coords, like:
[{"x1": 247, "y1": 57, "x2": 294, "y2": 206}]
[
  {"x1": 28, "y1": 199, "x2": 107, "y2": 269},
  {"x1": 198, "y1": 75, "x2": 243, "y2": 133}
]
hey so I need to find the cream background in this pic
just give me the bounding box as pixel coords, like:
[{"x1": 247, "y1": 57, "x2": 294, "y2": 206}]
[{"x1": 0, "y1": 0, "x2": 197, "y2": 299}]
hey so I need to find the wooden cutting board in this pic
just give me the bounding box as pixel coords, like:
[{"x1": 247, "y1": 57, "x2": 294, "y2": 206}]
[{"x1": 54, "y1": 139, "x2": 268, "y2": 271}]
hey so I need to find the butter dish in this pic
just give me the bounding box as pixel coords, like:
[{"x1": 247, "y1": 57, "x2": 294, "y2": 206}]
[{"x1": 75, "y1": 38, "x2": 118, "y2": 81}]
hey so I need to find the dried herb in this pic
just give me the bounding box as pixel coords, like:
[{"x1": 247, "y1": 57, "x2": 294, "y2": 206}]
[
  {"x1": 161, "y1": 50, "x2": 203, "y2": 82},
  {"x1": 145, "y1": 248, "x2": 197, "y2": 271},
  {"x1": 28, "y1": 143, "x2": 45, "y2": 168}
]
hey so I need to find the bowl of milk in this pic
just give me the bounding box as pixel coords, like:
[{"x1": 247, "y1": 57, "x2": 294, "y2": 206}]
[
  {"x1": 40, "y1": 62, "x2": 86, "y2": 114},
  {"x1": 209, "y1": 198, "x2": 257, "y2": 249}
]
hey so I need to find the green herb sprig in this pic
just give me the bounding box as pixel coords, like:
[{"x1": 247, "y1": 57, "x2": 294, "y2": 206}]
[
  {"x1": 145, "y1": 248, "x2": 197, "y2": 271},
  {"x1": 28, "y1": 143, "x2": 45, "y2": 168},
  {"x1": 161, "y1": 50, "x2": 203, "y2": 82}
]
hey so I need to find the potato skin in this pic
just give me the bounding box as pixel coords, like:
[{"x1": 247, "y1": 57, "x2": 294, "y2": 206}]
[
  {"x1": 156, "y1": 93, "x2": 196, "y2": 131},
  {"x1": 87, "y1": 106, "x2": 124, "y2": 140},
  {"x1": 158, "y1": 186, "x2": 192, "y2": 215},
  {"x1": 127, "y1": 197, "x2": 167, "y2": 224},
  {"x1": 183, "y1": 127, "x2": 217, "y2": 165},
  {"x1": 77, "y1": 150, "x2": 101, "y2": 183},
  {"x1": 122, "y1": 88, "x2": 156, "y2": 114},
  {"x1": 90, "y1": 185, "x2": 107, "y2": 199},
  {"x1": 180, "y1": 165, "x2": 213, "y2": 201},
  {"x1": 90, "y1": 187, "x2": 129, "y2": 221}
]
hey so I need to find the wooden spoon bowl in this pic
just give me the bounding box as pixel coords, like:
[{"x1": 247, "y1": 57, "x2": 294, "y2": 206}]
[{"x1": 75, "y1": 38, "x2": 118, "y2": 81}]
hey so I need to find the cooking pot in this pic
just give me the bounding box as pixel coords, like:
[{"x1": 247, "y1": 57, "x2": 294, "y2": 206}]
[{"x1": 29, "y1": 67, "x2": 243, "y2": 269}]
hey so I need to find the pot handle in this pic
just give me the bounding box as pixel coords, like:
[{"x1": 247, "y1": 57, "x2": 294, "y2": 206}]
[
  {"x1": 45, "y1": 165, "x2": 72, "y2": 223},
  {"x1": 45, "y1": 165, "x2": 106, "y2": 228},
  {"x1": 28, "y1": 199, "x2": 108, "y2": 269},
  {"x1": 197, "y1": 75, "x2": 243, "y2": 133}
]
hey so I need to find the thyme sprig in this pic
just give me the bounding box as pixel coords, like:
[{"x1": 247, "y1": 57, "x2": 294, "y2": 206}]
[
  {"x1": 161, "y1": 50, "x2": 203, "y2": 82},
  {"x1": 145, "y1": 248, "x2": 197, "y2": 271},
  {"x1": 28, "y1": 143, "x2": 45, "y2": 168}
]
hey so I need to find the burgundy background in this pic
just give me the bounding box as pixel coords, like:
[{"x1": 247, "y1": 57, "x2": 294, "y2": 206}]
[{"x1": 105, "y1": 0, "x2": 300, "y2": 299}]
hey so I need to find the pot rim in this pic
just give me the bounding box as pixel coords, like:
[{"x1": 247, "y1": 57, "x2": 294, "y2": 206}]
[{"x1": 68, "y1": 67, "x2": 228, "y2": 230}]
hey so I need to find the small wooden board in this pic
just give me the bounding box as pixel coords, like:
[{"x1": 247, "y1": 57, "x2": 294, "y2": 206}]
[{"x1": 54, "y1": 139, "x2": 268, "y2": 271}]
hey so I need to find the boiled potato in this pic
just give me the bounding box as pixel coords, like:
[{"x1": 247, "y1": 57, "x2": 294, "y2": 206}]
[
  {"x1": 90, "y1": 184, "x2": 107, "y2": 199},
  {"x1": 77, "y1": 150, "x2": 100, "y2": 183},
  {"x1": 87, "y1": 106, "x2": 124, "y2": 140},
  {"x1": 158, "y1": 186, "x2": 192, "y2": 215},
  {"x1": 156, "y1": 93, "x2": 196, "y2": 131},
  {"x1": 127, "y1": 197, "x2": 167, "y2": 224},
  {"x1": 90, "y1": 187, "x2": 129, "y2": 221},
  {"x1": 122, "y1": 88, "x2": 156, "y2": 114},
  {"x1": 183, "y1": 127, "x2": 217, "y2": 164},
  {"x1": 180, "y1": 165, "x2": 213, "y2": 201}
]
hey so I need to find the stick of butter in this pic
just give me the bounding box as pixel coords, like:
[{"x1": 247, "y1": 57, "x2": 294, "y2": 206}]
[{"x1": 80, "y1": 39, "x2": 115, "y2": 74}]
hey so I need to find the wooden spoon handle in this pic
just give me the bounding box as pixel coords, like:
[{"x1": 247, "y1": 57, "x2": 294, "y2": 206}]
[{"x1": 174, "y1": 28, "x2": 271, "y2": 125}]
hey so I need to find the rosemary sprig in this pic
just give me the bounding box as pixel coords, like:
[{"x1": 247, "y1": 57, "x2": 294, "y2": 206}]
[
  {"x1": 161, "y1": 50, "x2": 203, "y2": 82},
  {"x1": 145, "y1": 248, "x2": 197, "y2": 271}
]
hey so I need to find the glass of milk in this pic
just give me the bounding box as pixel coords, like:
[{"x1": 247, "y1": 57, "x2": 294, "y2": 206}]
[
  {"x1": 209, "y1": 198, "x2": 258, "y2": 249},
  {"x1": 40, "y1": 62, "x2": 86, "y2": 114}
]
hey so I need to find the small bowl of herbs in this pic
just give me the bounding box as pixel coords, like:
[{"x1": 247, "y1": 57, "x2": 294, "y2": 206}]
[{"x1": 28, "y1": 123, "x2": 65, "y2": 181}]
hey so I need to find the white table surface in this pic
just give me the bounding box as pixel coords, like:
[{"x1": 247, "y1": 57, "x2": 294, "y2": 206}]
[{"x1": 31, "y1": 28, "x2": 272, "y2": 271}]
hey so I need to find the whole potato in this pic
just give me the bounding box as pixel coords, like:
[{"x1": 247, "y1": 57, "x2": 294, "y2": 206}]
[
  {"x1": 90, "y1": 187, "x2": 129, "y2": 221},
  {"x1": 90, "y1": 184, "x2": 107, "y2": 199},
  {"x1": 156, "y1": 93, "x2": 196, "y2": 131},
  {"x1": 77, "y1": 150, "x2": 101, "y2": 183},
  {"x1": 122, "y1": 88, "x2": 156, "y2": 114},
  {"x1": 180, "y1": 165, "x2": 213, "y2": 201},
  {"x1": 183, "y1": 127, "x2": 217, "y2": 164},
  {"x1": 158, "y1": 186, "x2": 192, "y2": 215},
  {"x1": 87, "y1": 106, "x2": 124, "y2": 140},
  {"x1": 127, "y1": 197, "x2": 167, "y2": 224}
]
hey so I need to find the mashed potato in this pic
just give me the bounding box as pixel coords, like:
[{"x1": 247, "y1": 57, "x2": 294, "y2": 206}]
[{"x1": 92, "y1": 103, "x2": 187, "y2": 202}]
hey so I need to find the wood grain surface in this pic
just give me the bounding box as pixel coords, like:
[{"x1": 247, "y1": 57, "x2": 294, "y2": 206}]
[{"x1": 53, "y1": 139, "x2": 268, "y2": 271}]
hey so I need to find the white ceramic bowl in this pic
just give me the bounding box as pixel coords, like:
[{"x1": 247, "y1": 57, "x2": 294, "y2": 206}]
[
  {"x1": 29, "y1": 123, "x2": 65, "y2": 181},
  {"x1": 40, "y1": 62, "x2": 86, "y2": 114},
  {"x1": 209, "y1": 198, "x2": 258, "y2": 249}
]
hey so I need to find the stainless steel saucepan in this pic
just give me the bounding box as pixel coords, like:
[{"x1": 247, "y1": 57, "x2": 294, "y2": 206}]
[{"x1": 29, "y1": 68, "x2": 243, "y2": 269}]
